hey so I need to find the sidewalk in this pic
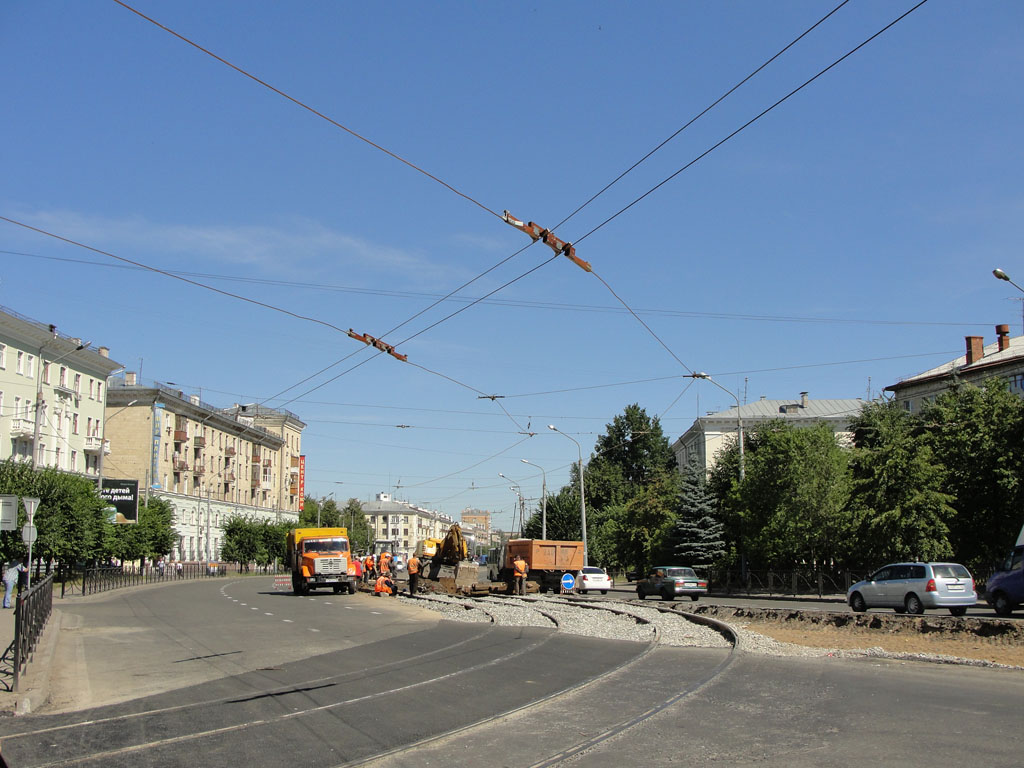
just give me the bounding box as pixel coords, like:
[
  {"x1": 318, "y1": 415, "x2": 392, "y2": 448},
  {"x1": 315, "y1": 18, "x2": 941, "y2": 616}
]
[{"x1": 0, "y1": 597, "x2": 63, "y2": 715}]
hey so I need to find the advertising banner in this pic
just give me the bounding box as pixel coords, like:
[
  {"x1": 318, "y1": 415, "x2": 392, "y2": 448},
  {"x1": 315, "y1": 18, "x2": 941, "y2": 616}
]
[
  {"x1": 100, "y1": 478, "x2": 140, "y2": 524},
  {"x1": 298, "y1": 455, "x2": 306, "y2": 511}
]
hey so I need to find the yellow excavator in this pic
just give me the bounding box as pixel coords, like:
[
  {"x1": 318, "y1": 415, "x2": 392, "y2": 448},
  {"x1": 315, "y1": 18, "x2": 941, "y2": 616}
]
[{"x1": 418, "y1": 524, "x2": 480, "y2": 594}]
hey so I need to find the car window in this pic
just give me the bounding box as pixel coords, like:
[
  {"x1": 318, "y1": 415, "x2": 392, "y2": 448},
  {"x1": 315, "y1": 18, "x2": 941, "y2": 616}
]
[
  {"x1": 909, "y1": 565, "x2": 926, "y2": 579},
  {"x1": 664, "y1": 568, "x2": 693, "y2": 578},
  {"x1": 582, "y1": 567, "x2": 604, "y2": 575},
  {"x1": 931, "y1": 564, "x2": 971, "y2": 579},
  {"x1": 1010, "y1": 551, "x2": 1023, "y2": 572},
  {"x1": 871, "y1": 567, "x2": 891, "y2": 581}
]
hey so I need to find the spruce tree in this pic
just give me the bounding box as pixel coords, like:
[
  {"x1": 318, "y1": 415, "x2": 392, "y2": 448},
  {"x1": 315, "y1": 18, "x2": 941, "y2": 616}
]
[{"x1": 671, "y1": 459, "x2": 725, "y2": 568}]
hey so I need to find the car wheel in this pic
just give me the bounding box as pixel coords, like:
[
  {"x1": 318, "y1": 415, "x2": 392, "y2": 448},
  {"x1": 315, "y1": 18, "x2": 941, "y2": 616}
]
[
  {"x1": 661, "y1": 589, "x2": 675, "y2": 602},
  {"x1": 849, "y1": 592, "x2": 867, "y2": 613},
  {"x1": 690, "y1": 595, "x2": 699, "y2": 602},
  {"x1": 580, "y1": 589, "x2": 588, "y2": 594},
  {"x1": 993, "y1": 592, "x2": 1014, "y2": 616},
  {"x1": 636, "y1": 588, "x2": 645, "y2": 600},
  {"x1": 601, "y1": 590, "x2": 608, "y2": 595},
  {"x1": 949, "y1": 606, "x2": 967, "y2": 617},
  {"x1": 904, "y1": 593, "x2": 924, "y2": 615}
]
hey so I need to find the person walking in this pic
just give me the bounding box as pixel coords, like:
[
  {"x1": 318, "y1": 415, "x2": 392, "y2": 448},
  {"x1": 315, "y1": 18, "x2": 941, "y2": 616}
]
[
  {"x1": 513, "y1": 554, "x2": 528, "y2": 596},
  {"x1": 3, "y1": 561, "x2": 27, "y2": 608},
  {"x1": 406, "y1": 553, "x2": 421, "y2": 596}
]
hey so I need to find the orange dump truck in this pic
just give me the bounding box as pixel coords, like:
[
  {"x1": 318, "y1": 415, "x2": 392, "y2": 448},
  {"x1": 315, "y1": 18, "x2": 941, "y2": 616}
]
[
  {"x1": 287, "y1": 527, "x2": 357, "y2": 596},
  {"x1": 492, "y1": 539, "x2": 585, "y2": 593}
]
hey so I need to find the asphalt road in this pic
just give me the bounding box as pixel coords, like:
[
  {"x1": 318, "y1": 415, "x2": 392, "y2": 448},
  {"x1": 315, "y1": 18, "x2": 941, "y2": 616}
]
[{"x1": 3, "y1": 577, "x2": 1022, "y2": 767}]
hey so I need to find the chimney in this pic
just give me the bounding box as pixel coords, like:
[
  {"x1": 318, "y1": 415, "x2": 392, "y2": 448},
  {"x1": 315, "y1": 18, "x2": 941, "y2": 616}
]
[
  {"x1": 996, "y1": 324, "x2": 1010, "y2": 352},
  {"x1": 800, "y1": 391, "x2": 808, "y2": 408},
  {"x1": 125, "y1": 371, "x2": 137, "y2": 386},
  {"x1": 98, "y1": 346, "x2": 109, "y2": 358},
  {"x1": 965, "y1": 336, "x2": 984, "y2": 365}
]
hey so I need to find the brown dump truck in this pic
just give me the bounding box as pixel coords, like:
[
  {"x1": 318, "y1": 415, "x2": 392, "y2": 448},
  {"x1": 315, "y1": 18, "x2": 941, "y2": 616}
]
[{"x1": 489, "y1": 539, "x2": 585, "y2": 593}]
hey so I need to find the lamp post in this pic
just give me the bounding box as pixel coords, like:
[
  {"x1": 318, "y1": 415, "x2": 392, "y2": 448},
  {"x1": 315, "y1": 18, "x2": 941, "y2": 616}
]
[
  {"x1": 685, "y1": 372, "x2": 744, "y2": 481},
  {"x1": 33, "y1": 340, "x2": 90, "y2": 470},
  {"x1": 547, "y1": 425, "x2": 588, "y2": 566},
  {"x1": 993, "y1": 268, "x2": 1024, "y2": 334},
  {"x1": 498, "y1": 473, "x2": 524, "y2": 536},
  {"x1": 521, "y1": 459, "x2": 548, "y2": 540}
]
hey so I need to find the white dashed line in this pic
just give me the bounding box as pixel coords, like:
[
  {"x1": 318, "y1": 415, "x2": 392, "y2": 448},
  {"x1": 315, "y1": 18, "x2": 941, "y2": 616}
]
[
  {"x1": 370, "y1": 611, "x2": 381, "y2": 615},
  {"x1": 283, "y1": 619, "x2": 293, "y2": 623},
  {"x1": 240, "y1": 603, "x2": 247, "y2": 607},
  {"x1": 310, "y1": 628, "x2": 320, "y2": 632},
  {"x1": 344, "y1": 606, "x2": 355, "y2": 610},
  {"x1": 265, "y1": 612, "x2": 273, "y2": 616},
  {"x1": 251, "y1": 607, "x2": 258, "y2": 610}
]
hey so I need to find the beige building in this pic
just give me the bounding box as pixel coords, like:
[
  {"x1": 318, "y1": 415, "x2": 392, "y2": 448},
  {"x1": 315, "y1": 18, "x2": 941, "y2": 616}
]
[
  {"x1": 105, "y1": 374, "x2": 305, "y2": 561},
  {"x1": 0, "y1": 305, "x2": 121, "y2": 475},
  {"x1": 361, "y1": 492, "x2": 454, "y2": 559},
  {"x1": 672, "y1": 392, "x2": 864, "y2": 474},
  {"x1": 885, "y1": 326, "x2": 1024, "y2": 412}
]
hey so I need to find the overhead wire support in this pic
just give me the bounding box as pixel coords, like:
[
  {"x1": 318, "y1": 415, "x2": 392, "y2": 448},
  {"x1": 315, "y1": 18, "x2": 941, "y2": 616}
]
[
  {"x1": 346, "y1": 329, "x2": 408, "y2": 362},
  {"x1": 502, "y1": 212, "x2": 591, "y2": 273}
]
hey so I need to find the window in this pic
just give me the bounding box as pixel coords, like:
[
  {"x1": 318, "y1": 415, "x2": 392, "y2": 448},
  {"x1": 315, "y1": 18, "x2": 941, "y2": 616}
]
[
  {"x1": 89, "y1": 379, "x2": 95, "y2": 399},
  {"x1": 74, "y1": 373, "x2": 81, "y2": 394},
  {"x1": 26, "y1": 355, "x2": 34, "y2": 378},
  {"x1": 72, "y1": 413, "x2": 80, "y2": 434},
  {"x1": 96, "y1": 382, "x2": 102, "y2": 401},
  {"x1": 59, "y1": 366, "x2": 67, "y2": 388},
  {"x1": 71, "y1": 450, "x2": 77, "y2": 470},
  {"x1": 0, "y1": 392, "x2": 3, "y2": 417},
  {"x1": 0, "y1": 343, "x2": 6, "y2": 368},
  {"x1": 16, "y1": 351, "x2": 23, "y2": 375}
]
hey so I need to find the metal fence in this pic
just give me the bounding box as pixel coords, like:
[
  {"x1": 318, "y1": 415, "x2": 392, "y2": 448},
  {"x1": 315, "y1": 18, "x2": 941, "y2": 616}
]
[
  {"x1": 706, "y1": 568, "x2": 871, "y2": 598},
  {"x1": 81, "y1": 562, "x2": 236, "y2": 595},
  {"x1": 13, "y1": 572, "x2": 54, "y2": 692}
]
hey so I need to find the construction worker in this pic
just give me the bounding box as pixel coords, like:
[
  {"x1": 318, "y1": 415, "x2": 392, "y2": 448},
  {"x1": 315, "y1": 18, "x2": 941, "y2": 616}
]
[
  {"x1": 363, "y1": 554, "x2": 375, "y2": 583},
  {"x1": 374, "y1": 572, "x2": 395, "y2": 597},
  {"x1": 407, "y1": 553, "x2": 421, "y2": 595},
  {"x1": 513, "y1": 553, "x2": 528, "y2": 596},
  {"x1": 378, "y1": 550, "x2": 392, "y2": 576}
]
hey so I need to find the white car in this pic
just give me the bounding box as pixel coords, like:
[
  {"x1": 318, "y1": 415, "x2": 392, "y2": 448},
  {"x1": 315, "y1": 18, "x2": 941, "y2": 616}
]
[{"x1": 577, "y1": 566, "x2": 613, "y2": 594}]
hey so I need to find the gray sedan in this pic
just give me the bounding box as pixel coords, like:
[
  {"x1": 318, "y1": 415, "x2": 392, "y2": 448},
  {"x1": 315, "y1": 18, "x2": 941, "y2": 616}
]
[{"x1": 847, "y1": 562, "x2": 976, "y2": 615}]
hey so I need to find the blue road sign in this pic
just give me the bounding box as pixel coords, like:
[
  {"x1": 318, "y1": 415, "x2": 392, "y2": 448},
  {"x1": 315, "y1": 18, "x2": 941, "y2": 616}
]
[{"x1": 560, "y1": 572, "x2": 575, "y2": 591}]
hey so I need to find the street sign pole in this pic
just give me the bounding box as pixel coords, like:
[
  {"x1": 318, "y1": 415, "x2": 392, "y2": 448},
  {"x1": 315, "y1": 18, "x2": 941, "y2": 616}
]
[{"x1": 22, "y1": 497, "x2": 40, "y2": 589}]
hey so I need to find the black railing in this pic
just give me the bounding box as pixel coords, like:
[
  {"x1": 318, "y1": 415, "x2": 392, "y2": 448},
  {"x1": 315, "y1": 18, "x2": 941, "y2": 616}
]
[
  {"x1": 13, "y1": 572, "x2": 54, "y2": 692},
  {"x1": 706, "y1": 568, "x2": 870, "y2": 598},
  {"x1": 81, "y1": 562, "x2": 240, "y2": 595}
]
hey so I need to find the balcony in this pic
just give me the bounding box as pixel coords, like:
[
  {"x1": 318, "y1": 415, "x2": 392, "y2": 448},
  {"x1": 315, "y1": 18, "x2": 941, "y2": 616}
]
[
  {"x1": 222, "y1": 472, "x2": 235, "y2": 484},
  {"x1": 261, "y1": 480, "x2": 273, "y2": 491},
  {"x1": 289, "y1": 484, "x2": 298, "y2": 495},
  {"x1": 173, "y1": 459, "x2": 190, "y2": 472},
  {"x1": 173, "y1": 430, "x2": 189, "y2": 443},
  {"x1": 193, "y1": 466, "x2": 205, "y2": 476},
  {"x1": 193, "y1": 435, "x2": 206, "y2": 448},
  {"x1": 224, "y1": 446, "x2": 236, "y2": 457},
  {"x1": 10, "y1": 419, "x2": 34, "y2": 439},
  {"x1": 83, "y1": 436, "x2": 110, "y2": 455},
  {"x1": 251, "y1": 451, "x2": 262, "y2": 462},
  {"x1": 263, "y1": 459, "x2": 272, "y2": 467}
]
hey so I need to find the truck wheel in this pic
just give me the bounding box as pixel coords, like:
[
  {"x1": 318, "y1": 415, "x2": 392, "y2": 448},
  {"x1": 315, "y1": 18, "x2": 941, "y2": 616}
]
[
  {"x1": 347, "y1": 582, "x2": 357, "y2": 594},
  {"x1": 333, "y1": 585, "x2": 342, "y2": 594}
]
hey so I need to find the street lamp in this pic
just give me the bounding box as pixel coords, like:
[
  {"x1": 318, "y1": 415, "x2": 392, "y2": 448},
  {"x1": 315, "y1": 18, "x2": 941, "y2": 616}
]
[
  {"x1": 685, "y1": 372, "x2": 745, "y2": 481},
  {"x1": 33, "y1": 340, "x2": 91, "y2": 470},
  {"x1": 547, "y1": 425, "x2": 588, "y2": 566},
  {"x1": 521, "y1": 459, "x2": 548, "y2": 540},
  {"x1": 498, "y1": 473, "x2": 524, "y2": 536},
  {"x1": 993, "y1": 269, "x2": 1024, "y2": 333}
]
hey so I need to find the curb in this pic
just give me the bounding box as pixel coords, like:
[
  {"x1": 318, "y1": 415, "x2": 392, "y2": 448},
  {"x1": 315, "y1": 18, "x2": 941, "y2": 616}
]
[{"x1": 3, "y1": 607, "x2": 63, "y2": 716}]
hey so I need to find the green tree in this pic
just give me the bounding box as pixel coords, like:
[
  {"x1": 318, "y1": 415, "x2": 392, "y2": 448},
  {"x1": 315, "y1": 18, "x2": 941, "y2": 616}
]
[
  {"x1": 847, "y1": 400, "x2": 955, "y2": 563},
  {"x1": 221, "y1": 515, "x2": 266, "y2": 567},
  {"x1": 523, "y1": 486, "x2": 584, "y2": 541},
  {"x1": 922, "y1": 379, "x2": 1024, "y2": 569},
  {"x1": 340, "y1": 498, "x2": 372, "y2": 552},
  {"x1": 299, "y1": 496, "x2": 341, "y2": 527},
  {"x1": 668, "y1": 459, "x2": 725, "y2": 568},
  {"x1": 713, "y1": 421, "x2": 852, "y2": 568}
]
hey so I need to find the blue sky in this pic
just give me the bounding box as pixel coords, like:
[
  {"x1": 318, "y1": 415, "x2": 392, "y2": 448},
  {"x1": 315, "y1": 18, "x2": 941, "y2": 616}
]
[{"x1": 3, "y1": 1, "x2": 1023, "y2": 529}]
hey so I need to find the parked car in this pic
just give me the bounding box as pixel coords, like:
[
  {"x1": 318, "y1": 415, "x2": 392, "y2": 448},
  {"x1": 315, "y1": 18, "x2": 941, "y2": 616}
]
[
  {"x1": 636, "y1": 566, "x2": 707, "y2": 601},
  {"x1": 847, "y1": 562, "x2": 976, "y2": 616},
  {"x1": 577, "y1": 566, "x2": 613, "y2": 594},
  {"x1": 985, "y1": 544, "x2": 1023, "y2": 616},
  {"x1": 626, "y1": 570, "x2": 639, "y2": 583}
]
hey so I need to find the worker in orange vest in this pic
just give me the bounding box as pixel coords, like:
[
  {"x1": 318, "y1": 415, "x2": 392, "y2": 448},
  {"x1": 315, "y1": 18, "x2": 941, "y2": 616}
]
[
  {"x1": 374, "y1": 572, "x2": 394, "y2": 597},
  {"x1": 363, "y1": 554, "x2": 375, "y2": 583},
  {"x1": 378, "y1": 551, "x2": 392, "y2": 575},
  {"x1": 513, "y1": 554, "x2": 528, "y2": 596},
  {"x1": 407, "y1": 554, "x2": 422, "y2": 595}
]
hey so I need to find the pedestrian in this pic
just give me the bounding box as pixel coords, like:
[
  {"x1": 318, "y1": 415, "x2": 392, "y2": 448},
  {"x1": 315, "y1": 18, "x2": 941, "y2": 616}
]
[
  {"x1": 363, "y1": 554, "x2": 375, "y2": 583},
  {"x1": 378, "y1": 550, "x2": 392, "y2": 576},
  {"x1": 513, "y1": 553, "x2": 528, "y2": 596},
  {"x1": 374, "y1": 572, "x2": 395, "y2": 597},
  {"x1": 352, "y1": 554, "x2": 363, "y2": 582},
  {"x1": 175, "y1": 561, "x2": 183, "y2": 578},
  {"x1": 3, "y1": 561, "x2": 27, "y2": 609},
  {"x1": 157, "y1": 558, "x2": 166, "y2": 579},
  {"x1": 407, "y1": 553, "x2": 421, "y2": 595}
]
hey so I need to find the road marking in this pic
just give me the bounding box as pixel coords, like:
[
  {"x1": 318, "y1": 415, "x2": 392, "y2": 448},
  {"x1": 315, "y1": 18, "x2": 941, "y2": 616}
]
[
  {"x1": 310, "y1": 628, "x2": 320, "y2": 632},
  {"x1": 251, "y1": 607, "x2": 258, "y2": 610},
  {"x1": 323, "y1": 602, "x2": 332, "y2": 605},
  {"x1": 265, "y1": 613, "x2": 273, "y2": 616},
  {"x1": 282, "y1": 619, "x2": 293, "y2": 623},
  {"x1": 344, "y1": 606, "x2": 355, "y2": 610},
  {"x1": 240, "y1": 603, "x2": 247, "y2": 606},
  {"x1": 370, "y1": 611, "x2": 381, "y2": 615}
]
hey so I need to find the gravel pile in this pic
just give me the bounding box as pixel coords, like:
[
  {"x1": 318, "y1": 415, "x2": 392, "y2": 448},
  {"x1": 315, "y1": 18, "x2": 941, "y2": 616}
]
[
  {"x1": 483, "y1": 597, "x2": 654, "y2": 643},
  {"x1": 586, "y1": 601, "x2": 731, "y2": 648},
  {"x1": 413, "y1": 594, "x2": 491, "y2": 624}
]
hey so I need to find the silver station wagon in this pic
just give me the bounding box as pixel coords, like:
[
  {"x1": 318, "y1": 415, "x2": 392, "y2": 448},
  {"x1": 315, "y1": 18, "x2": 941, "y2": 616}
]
[{"x1": 847, "y1": 562, "x2": 976, "y2": 616}]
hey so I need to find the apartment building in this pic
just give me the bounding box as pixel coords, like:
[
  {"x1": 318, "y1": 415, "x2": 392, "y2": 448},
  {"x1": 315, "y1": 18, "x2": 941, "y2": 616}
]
[
  {"x1": 0, "y1": 305, "x2": 121, "y2": 474},
  {"x1": 105, "y1": 374, "x2": 306, "y2": 561},
  {"x1": 361, "y1": 492, "x2": 454, "y2": 559}
]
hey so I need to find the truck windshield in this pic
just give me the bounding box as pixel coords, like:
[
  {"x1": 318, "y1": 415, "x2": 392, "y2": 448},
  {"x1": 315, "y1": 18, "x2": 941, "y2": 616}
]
[{"x1": 303, "y1": 538, "x2": 348, "y2": 554}]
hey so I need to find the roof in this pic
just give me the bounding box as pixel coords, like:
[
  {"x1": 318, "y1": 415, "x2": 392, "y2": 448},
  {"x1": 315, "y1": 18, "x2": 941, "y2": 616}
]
[
  {"x1": 701, "y1": 399, "x2": 865, "y2": 423},
  {"x1": 886, "y1": 334, "x2": 1024, "y2": 391}
]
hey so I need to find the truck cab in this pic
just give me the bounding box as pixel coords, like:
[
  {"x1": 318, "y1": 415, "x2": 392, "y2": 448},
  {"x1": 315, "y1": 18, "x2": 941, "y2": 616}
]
[{"x1": 287, "y1": 527, "x2": 357, "y2": 596}]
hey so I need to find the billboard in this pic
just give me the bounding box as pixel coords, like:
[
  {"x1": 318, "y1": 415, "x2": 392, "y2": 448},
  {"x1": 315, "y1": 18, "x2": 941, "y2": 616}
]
[
  {"x1": 100, "y1": 478, "x2": 140, "y2": 524},
  {"x1": 298, "y1": 455, "x2": 306, "y2": 510}
]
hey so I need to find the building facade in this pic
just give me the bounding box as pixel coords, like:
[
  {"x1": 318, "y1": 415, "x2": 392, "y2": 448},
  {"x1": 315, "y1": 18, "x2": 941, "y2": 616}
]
[
  {"x1": 361, "y1": 492, "x2": 454, "y2": 559},
  {"x1": 672, "y1": 392, "x2": 865, "y2": 474},
  {"x1": 885, "y1": 326, "x2": 1024, "y2": 412},
  {"x1": 0, "y1": 305, "x2": 121, "y2": 475},
  {"x1": 105, "y1": 374, "x2": 305, "y2": 561}
]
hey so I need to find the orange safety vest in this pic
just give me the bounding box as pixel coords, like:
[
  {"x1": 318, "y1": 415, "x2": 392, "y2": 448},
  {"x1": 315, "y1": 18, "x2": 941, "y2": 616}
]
[
  {"x1": 374, "y1": 575, "x2": 392, "y2": 595},
  {"x1": 407, "y1": 556, "x2": 420, "y2": 575},
  {"x1": 513, "y1": 558, "x2": 528, "y2": 578},
  {"x1": 364, "y1": 556, "x2": 374, "y2": 571},
  {"x1": 379, "y1": 553, "x2": 391, "y2": 573}
]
